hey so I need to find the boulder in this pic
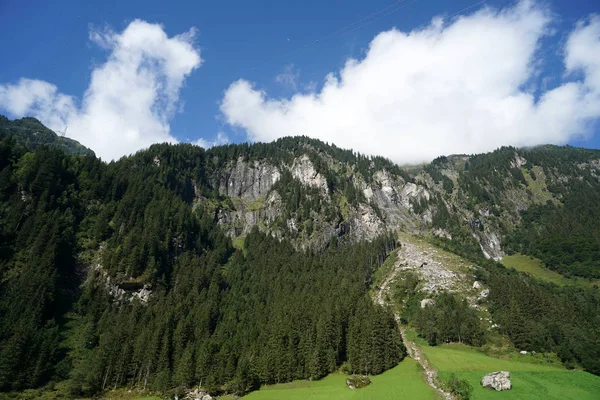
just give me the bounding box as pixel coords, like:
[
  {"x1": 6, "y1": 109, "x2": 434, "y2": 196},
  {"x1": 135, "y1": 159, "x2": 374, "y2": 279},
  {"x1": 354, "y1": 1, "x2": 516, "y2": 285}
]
[
  {"x1": 481, "y1": 371, "x2": 511, "y2": 391},
  {"x1": 473, "y1": 281, "x2": 483, "y2": 289},
  {"x1": 420, "y1": 298, "x2": 435, "y2": 308},
  {"x1": 520, "y1": 350, "x2": 528, "y2": 355},
  {"x1": 346, "y1": 375, "x2": 371, "y2": 389},
  {"x1": 184, "y1": 389, "x2": 213, "y2": 400}
]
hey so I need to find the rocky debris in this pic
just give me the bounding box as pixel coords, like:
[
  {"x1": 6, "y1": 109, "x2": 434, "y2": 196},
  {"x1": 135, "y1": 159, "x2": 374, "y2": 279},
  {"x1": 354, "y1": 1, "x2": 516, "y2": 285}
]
[
  {"x1": 346, "y1": 375, "x2": 371, "y2": 389},
  {"x1": 397, "y1": 240, "x2": 459, "y2": 293},
  {"x1": 479, "y1": 289, "x2": 489, "y2": 299},
  {"x1": 432, "y1": 228, "x2": 452, "y2": 240},
  {"x1": 291, "y1": 154, "x2": 328, "y2": 193},
  {"x1": 399, "y1": 324, "x2": 453, "y2": 400},
  {"x1": 184, "y1": 389, "x2": 213, "y2": 400},
  {"x1": 473, "y1": 281, "x2": 482, "y2": 290},
  {"x1": 421, "y1": 298, "x2": 435, "y2": 308},
  {"x1": 375, "y1": 268, "x2": 452, "y2": 400},
  {"x1": 481, "y1": 371, "x2": 512, "y2": 391}
]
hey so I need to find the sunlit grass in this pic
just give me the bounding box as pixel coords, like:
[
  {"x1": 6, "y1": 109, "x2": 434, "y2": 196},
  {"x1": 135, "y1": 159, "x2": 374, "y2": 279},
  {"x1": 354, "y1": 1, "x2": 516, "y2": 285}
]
[{"x1": 242, "y1": 358, "x2": 436, "y2": 399}]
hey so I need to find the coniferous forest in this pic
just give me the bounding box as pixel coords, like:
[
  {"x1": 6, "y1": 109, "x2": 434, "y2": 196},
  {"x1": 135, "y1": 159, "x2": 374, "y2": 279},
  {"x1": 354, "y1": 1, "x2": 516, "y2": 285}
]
[
  {"x1": 1, "y1": 118, "x2": 600, "y2": 398},
  {"x1": 0, "y1": 130, "x2": 403, "y2": 396}
]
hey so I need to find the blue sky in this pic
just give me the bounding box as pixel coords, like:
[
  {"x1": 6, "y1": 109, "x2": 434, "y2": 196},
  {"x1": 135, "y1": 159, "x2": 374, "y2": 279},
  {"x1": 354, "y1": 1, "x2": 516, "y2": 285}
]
[{"x1": 0, "y1": 0, "x2": 599, "y2": 162}]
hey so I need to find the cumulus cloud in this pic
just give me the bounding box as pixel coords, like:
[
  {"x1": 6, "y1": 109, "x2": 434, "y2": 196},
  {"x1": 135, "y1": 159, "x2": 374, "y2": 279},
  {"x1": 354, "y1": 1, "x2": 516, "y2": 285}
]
[
  {"x1": 194, "y1": 131, "x2": 230, "y2": 148},
  {"x1": 0, "y1": 20, "x2": 202, "y2": 160},
  {"x1": 220, "y1": 1, "x2": 600, "y2": 164}
]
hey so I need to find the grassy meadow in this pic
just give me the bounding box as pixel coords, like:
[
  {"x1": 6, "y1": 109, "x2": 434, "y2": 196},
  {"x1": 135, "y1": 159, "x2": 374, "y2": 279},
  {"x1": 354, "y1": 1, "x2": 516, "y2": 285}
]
[
  {"x1": 242, "y1": 358, "x2": 436, "y2": 400},
  {"x1": 501, "y1": 254, "x2": 599, "y2": 287},
  {"x1": 422, "y1": 343, "x2": 600, "y2": 400}
]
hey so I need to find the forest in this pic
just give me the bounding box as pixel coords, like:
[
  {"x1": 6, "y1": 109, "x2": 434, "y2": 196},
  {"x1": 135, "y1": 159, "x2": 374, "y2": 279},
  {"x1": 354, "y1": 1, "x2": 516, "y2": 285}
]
[
  {"x1": 0, "y1": 131, "x2": 403, "y2": 396},
  {"x1": 2, "y1": 118, "x2": 600, "y2": 398}
]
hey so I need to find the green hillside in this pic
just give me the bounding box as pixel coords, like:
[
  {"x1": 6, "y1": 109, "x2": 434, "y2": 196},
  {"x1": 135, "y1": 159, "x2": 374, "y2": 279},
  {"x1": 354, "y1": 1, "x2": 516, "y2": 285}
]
[{"x1": 424, "y1": 344, "x2": 600, "y2": 400}]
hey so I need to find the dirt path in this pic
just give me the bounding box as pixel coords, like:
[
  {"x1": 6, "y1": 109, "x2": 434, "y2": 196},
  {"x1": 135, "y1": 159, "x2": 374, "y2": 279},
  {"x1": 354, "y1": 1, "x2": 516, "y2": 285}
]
[{"x1": 374, "y1": 251, "x2": 453, "y2": 400}]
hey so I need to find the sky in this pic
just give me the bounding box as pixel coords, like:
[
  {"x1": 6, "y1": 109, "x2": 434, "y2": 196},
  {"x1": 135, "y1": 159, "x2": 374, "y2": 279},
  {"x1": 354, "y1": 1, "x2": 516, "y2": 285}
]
[{"x1": 0, "y1": 0, "x2": 599, "y2": 163}]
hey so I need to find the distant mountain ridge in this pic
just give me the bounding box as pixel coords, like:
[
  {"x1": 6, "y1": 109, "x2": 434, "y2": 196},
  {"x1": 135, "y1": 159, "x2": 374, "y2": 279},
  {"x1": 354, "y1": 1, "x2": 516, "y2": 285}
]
[{"x1": 0, "y1": 115, "x2": 94, "y2": 157}]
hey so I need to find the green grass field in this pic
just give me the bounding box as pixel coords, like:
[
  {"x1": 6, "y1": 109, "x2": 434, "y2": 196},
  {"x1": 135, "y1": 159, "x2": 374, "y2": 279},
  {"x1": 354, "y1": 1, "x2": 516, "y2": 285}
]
[
  {"x1": 421, "y1": 343, "x2": 600, "y2": 400},
  {"x1": 501, "y1": 254, "x2": 599, "y2": 287},
  {"x1": 242, "y1": 358, "x2": 436, "y2": 400}
]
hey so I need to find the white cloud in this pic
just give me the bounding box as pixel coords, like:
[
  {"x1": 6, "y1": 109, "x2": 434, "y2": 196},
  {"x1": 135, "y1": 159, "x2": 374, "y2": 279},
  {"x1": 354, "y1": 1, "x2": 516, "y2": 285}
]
[
  {"x1": 0, "y1": 20, "x2": 202, "y2": 160},
  {"x1": 194, "y1": 131, "x2": 230, "y2": 148},
  {"x1": 275, "y1": 64, "x2": 300, "y2": 91},
  {"x1": 220, "y1": 1, "x2": 600, "y2": 164}
]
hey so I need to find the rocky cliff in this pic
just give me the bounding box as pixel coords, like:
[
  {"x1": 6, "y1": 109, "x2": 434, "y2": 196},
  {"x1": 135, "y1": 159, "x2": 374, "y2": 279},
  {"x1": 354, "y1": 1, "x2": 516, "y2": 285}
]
[{"x1": 195, "y1": 139, "x2": 600, "y2": 263}]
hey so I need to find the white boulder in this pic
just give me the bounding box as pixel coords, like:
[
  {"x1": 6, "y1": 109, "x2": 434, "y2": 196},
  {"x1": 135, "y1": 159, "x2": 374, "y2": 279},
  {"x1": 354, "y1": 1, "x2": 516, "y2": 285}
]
[{"x1": 481, "y1": 371, "x2": 512, "y2": 391}]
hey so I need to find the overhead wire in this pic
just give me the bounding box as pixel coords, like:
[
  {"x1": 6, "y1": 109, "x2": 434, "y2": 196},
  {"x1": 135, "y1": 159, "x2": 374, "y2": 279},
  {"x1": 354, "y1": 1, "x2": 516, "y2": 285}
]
[
  {"x1": 248, "y1": 0, "x2": 425, "y2": 73},
  {"x1": 448, "y1": 0, "x2": 487, "y2": 18},
  {"x1": 346, "y1": 0, "x2": 423, "y2": 34},
  {"x1": 296, "y1": 0, "x2": 489, "y2": 85},
  {"x1": 249, "y1": 0, "x2": 488, "y2": 82}
]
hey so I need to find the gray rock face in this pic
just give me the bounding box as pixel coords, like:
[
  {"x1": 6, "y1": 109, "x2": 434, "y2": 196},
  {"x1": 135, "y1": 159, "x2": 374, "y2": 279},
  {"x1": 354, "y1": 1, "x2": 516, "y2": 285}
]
[
  {"x1": 474, "y1": 229, "x2": 503, "y2": 260},
  {"x1": 291, "y1": 155, "x2": 328, "y2": 193},
  {"x1": 217, "y1": 157, "x2": 280, "y2": 201},
  {"x1": 481, "y1": 371, "x2": 511, "y2": 391},
  {"x1": 218, "y1": 190, "x2": 283, "y2": 237}
]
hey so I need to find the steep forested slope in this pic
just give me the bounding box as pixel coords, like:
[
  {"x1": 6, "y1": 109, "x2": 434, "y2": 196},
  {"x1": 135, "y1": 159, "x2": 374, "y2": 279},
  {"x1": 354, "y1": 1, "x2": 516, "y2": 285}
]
[
  {"x1": 1, "y1": 117, "x2": 600, "y2": 397},
  {"x1": 0, "y1": 132, "x2": 402, "y2": 397}
]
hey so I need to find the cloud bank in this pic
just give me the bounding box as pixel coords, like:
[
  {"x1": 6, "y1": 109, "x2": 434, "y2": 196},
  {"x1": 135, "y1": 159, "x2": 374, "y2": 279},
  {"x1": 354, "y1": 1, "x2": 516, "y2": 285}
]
[
  {"x1": 0, "y1": 20, "x2": 201, "y2": 160},
  {"x1": 221, "y1": 1, "x2": 600, "y2": 164}
]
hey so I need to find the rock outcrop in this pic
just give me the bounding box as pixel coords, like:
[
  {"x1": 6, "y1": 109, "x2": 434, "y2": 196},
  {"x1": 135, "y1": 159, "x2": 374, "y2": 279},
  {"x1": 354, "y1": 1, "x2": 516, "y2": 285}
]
[
  {"x1": 184, "y1": 389, "x2": 213, "y2": 400},
  {"x1": 421, "y1": 298, "x2": 435, "y2": 308},
  {"x1": 346, "y1": 375, "x2": 371, "y2": 389},
  {"x1": 217, "y1": 157, "x2": 280, "y2": 201},
  {"x1": 481, "y1": 371, "x2": 512, "y2": 391},
  {"x1": 291, "y1": 154, "x2": 328, "y2": 193}
]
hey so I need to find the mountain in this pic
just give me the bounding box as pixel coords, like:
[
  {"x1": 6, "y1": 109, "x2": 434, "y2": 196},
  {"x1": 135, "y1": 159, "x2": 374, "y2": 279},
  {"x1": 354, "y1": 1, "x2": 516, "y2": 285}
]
[
  {"x1": 0, "y1": 118, "x2": 599, "y2": 398},
  {"x1": 0, "y1": 115, "x2": 94, "y2": 157},
  {"x1": 204, "y1": 138, "x2": 600, "y2": 280}
]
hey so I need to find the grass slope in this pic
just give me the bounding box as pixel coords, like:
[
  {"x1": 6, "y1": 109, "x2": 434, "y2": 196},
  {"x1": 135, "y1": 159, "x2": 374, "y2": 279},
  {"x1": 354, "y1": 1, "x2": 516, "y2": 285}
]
[
  {"x1": 501, "y1": 254, "x2": 599, "y2": 287},
  {"x1": 242, "y1": 358, "x2": 436, "y2": 400},
  {"x1": 422, "y1": 344, "x2": 600, "y2": 400}
]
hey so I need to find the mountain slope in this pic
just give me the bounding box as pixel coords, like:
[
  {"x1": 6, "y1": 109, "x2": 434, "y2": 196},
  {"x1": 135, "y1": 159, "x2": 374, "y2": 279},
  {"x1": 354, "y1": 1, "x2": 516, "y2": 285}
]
[
  {"x1": 0, "y1": 118, "x2": 599, "y2": 398},
  {"x1": 0, "y1": 115, "x2": 94, "y2": 157}
]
